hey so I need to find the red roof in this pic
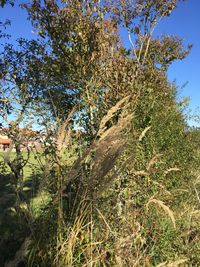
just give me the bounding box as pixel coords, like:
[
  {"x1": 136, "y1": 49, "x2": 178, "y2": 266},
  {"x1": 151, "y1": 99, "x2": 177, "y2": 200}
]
[
  {"x1": 0, "y1": 128, "x2": 37, "y2": 137},
  {"x1": 0, "y1": 138, "x2": 12, "y2": 144}
]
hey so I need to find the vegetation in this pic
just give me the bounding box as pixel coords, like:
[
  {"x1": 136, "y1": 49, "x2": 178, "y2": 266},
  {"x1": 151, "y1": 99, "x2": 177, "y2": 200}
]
[{"x1": 0, "y1": 0, "x2": 200, "y2": 266}]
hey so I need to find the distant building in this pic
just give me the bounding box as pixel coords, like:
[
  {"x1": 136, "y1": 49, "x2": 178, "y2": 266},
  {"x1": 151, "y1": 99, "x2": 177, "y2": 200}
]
[
  {"x1": 0, "y1": 137, "x2": 12, "y2": 151},
  {"x1": 0, "y1": 128, "x2": 41, "y2": 152}
]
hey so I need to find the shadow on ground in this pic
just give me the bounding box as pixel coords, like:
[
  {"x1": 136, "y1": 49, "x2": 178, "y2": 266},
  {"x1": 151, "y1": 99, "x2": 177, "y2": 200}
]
[{"x1": 0, "y1": 172, "x2": 40, "y2": 266}]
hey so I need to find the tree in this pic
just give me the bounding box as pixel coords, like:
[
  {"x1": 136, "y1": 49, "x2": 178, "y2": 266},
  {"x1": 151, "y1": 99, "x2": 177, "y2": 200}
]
[
  {"x1": 0, "y1": 0, "x2": 14, "y2": 7},
  {"x1": 1, "y1": 1, "x2": 200, "y2": 266}
]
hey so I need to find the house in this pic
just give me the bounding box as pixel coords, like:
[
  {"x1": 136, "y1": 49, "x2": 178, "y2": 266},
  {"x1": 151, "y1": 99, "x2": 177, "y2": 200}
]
[
  {"x1": 0, "y1": 137, "x2": 12, "y2": 151},
  {"x1": 0, "y1": 128, "x2": 41, "y2": 152},
  {"x1": 0, "y1": 129, "x2": 12, "y2": 151}
]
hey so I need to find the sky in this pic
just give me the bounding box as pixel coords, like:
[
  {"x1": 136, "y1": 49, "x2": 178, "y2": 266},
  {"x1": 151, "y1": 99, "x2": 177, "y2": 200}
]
[
  {"x1": 156, "y1": 0, "x2": 200, "y2": 126},
  {"x1": 0, "y1": 0, "x2": 199, "y2": 126}
]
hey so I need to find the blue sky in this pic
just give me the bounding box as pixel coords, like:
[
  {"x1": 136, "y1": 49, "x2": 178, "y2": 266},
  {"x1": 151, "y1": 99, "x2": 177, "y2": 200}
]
[
  {"x1": 156, "y1": 0, "x2": 200, "y2": 125},
  {"x1": 0, "y1": 0, "x2": 199, "y2": 125}
]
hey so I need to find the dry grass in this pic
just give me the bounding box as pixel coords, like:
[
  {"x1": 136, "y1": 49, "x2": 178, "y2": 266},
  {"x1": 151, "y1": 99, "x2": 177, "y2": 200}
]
[
  {"x1": 156, "y1": 258, "x2": 188, "y2": 267},
  {"x1": 54, "y1": 199, "x2": 90, "y2": 267},
  {"x1": 146, "y1": 198, "x2": 176, "y2": 229}
]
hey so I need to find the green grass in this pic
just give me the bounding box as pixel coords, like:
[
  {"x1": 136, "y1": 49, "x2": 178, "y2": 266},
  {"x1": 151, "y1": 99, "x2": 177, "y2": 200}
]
[
  {"x1": 0, "y1": 150, "x2": 47, "y2": 265},
  {"x1": 0, "y1": 151, "x2": 45, "y2": 178}
]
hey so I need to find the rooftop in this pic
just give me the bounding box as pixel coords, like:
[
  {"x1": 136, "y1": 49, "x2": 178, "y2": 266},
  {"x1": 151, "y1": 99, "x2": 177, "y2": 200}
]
[{"x1": 0, "y1": 138, "x2": 12, "y2": 145}]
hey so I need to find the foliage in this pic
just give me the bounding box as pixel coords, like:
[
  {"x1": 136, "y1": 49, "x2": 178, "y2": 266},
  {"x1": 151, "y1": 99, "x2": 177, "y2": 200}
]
[{"x1": 0, "y1": 0, "x2": 200, "y2": 266}]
